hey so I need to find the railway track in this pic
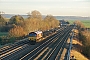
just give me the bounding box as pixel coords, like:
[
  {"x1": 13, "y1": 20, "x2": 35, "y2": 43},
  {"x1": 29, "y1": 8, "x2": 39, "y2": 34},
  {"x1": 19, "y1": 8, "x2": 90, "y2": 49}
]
[
  {"x1": 23, "y1": 26, "x2": 73, "y2": 60},
  {"x1": 0, "y1": 39, "x2": 29, "y2": 55},
  {"x1": 0, "y1": 39, "x2": 30, "y2": 59},
  {"x1": 0, "y1": 27, "x2": 62, "y2": 60},
  {"x1": 0, "y1": 25, "x2": 74, "y2": 60}
]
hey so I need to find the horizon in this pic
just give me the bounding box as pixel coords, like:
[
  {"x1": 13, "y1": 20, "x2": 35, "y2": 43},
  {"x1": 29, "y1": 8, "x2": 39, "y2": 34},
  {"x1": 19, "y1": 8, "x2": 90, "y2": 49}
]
[
  {"x1": 1, "y1": 14, "x2": 90, "y2": 21},
  {"x1": 1, "y1": 14, "x2": 90, "y2": 17},
  {"x1": 0, "y1": 0, "x2": 90, "y2": 17}
]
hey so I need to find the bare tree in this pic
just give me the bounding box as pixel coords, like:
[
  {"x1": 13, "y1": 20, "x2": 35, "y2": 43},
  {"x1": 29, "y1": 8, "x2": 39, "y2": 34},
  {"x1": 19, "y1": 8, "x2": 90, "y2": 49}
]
[{"x1": 30, "y1": 10, "x2": 42, "y2": 20}]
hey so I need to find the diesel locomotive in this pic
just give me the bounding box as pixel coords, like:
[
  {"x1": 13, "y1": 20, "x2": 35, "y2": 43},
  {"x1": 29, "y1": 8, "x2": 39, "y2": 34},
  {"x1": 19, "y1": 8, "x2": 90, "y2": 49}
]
[
  {"x1": 28, "y1": 31, "x2": 43, "y2": 45},
  {"x1": 28, "y1": 28, "x2": 57, "y2": 45}
]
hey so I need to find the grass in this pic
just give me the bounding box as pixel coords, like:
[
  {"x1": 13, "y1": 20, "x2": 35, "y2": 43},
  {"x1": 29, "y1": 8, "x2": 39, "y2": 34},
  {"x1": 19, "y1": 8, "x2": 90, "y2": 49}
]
[
  {"x1": 68, "y1": 20, "x2": 75, "y2": 24},
  {"x1": 67, "y1": 20, "x2": 90, "y2": 28},
  {"x1": 71, "y1": 50, "x2": 88, "y2": 60},
  {"x1": 70, "y1": 39, "x2": 89, "y2": 60},
  {"x1": 81, "y1": 20, "x2": 90, "y2": 28},
  {"x1": 0, "y1": 32, "x2": 8, "y2": 36}
]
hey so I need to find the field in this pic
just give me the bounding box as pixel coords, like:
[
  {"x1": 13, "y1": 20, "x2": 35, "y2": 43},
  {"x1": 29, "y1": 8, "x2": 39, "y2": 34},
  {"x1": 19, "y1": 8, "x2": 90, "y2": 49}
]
[
  {"x1": 0, "y1": 32, "x2": 8, "y2": 37},
  {"x1": 68, "y1": 20, "x2": 90, "y2": 28},
  {"x1": 81, "y1": 20, "x2": 90, "y2": 28}
]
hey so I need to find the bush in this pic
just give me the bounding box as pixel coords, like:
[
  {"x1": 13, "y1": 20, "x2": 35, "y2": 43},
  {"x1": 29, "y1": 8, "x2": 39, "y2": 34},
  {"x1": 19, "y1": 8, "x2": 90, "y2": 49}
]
[
  {"x1": 9, "y1": 25, "x2": 26, "y2": 37},
  {"x1": 83, "y1": 46, "x2": 90, "y2": 58},
  {"x1": 75, "y1": 20, "x2": 90, "y2": 59}
]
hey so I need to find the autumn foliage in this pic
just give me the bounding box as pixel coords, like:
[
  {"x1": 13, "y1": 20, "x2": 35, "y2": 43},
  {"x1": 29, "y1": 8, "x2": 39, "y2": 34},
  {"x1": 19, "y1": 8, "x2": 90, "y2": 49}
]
[
  {"x1": 74, "y1": 20, "x2": 85, "y2": 30},
  {"x1": 0, "y1": 10, "x2": 60, "y2": 44},
  {"x1": 74, "y1": 20, "x2": 90, "y2": 59},
  {"x1": 9, "y1": 25, "x2": 26, "y2": 37},
  {"x1": 21, "y1": 10, "x2": 59, "y2": 33},
  {"x1": 9, "y1": 15, "x2": 24, "y2": 25}
]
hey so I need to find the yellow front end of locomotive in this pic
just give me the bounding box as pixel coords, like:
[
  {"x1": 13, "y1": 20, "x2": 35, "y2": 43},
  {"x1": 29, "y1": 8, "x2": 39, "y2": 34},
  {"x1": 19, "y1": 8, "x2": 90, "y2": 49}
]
[{"x1": 29, "y1": 37, "x2": 36, "y2": 41}]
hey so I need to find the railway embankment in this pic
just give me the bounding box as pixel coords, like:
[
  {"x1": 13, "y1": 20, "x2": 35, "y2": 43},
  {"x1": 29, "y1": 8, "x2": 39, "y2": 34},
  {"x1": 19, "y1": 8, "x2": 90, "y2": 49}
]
[
  {"x1": 70, "y1": 39, "x2": 88, "y2": 60},
  {"x1": 70, "y1": 29, "x2": 89, "y2": 60}
]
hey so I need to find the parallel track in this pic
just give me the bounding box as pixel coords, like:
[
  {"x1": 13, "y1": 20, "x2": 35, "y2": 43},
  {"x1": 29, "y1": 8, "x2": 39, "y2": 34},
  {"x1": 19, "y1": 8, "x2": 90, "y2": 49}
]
[{"x1": 0, "y1": 25, "x2": 74, "y2": 60}]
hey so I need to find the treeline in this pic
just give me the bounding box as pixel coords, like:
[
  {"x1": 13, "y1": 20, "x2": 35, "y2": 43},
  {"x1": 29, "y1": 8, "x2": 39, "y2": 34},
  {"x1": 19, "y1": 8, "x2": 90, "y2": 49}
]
[
  {"x1": 74, "y1": 20, "x2": 90, "y2": 59},
  {"x1": 0, "y1": 10, "x2": 60, "y2": 44}
]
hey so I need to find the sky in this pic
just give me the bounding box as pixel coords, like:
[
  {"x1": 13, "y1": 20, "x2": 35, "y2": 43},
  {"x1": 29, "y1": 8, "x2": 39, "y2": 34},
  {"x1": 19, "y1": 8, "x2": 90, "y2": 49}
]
[{"x1": 0, "y1": 0, "x2": 90, "y2": 16}]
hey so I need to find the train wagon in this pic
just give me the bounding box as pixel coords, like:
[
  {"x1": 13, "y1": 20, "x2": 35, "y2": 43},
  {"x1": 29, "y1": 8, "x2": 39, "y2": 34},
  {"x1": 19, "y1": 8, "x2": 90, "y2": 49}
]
[{"x1": 28, "y1": 31, "x2": 43, "y2": 45}]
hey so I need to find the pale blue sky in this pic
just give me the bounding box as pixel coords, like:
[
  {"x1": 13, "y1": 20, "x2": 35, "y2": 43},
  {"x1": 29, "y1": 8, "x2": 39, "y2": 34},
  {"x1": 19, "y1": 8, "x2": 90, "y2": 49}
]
[{"x1": 0, "y1": 0, "x2": 90, "y2": 16}]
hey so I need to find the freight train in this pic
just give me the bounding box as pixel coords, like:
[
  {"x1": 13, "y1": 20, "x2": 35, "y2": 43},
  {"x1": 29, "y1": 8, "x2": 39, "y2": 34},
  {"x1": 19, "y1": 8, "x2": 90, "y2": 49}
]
[{"x1": 28, "y1": 29, "x2": 58, "y2": 45}]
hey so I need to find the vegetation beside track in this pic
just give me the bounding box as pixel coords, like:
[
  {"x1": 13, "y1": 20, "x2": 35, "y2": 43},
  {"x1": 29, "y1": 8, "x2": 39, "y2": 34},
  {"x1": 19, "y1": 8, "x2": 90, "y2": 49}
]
[
  {"x1": 0, "y1": 10, "x2": 60, "y2": 45},
  {"x1": 72, "y1": 20, "x2": 90, "y2": 59}
]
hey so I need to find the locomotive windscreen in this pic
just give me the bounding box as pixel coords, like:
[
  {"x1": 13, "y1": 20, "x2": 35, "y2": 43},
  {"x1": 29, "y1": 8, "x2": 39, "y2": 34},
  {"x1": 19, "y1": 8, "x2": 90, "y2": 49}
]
[{"x1": 29, "y1": 32, "x2": 36, "y2": 37}]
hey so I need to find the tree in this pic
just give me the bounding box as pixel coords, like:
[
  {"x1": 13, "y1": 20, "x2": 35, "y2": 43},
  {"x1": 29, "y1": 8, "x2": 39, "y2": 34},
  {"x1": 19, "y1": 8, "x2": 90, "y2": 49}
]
[
  {"x1": 44, "y1": 15, "x2": 59, "y2": 29},
  {"x1": 21, "y1": 18, "x2": 42, "y2": 33},
  {"x1": 21, "y1": 19, "x2": 32, "y2": 33},
  {"x1": 9, "y1": 15, "x2": 24, "y2": 25},
  {"x1": 0, "y1": 15, "x2": 6, "y2": 32},
  {"x1": 80, "y1": 31, "x2": 90, "y2": 58},
  {"x1": 21, "y1": 11, "x2": 59, "y2": 33},
  {"x1": 0, "y1": 15, "x2": 6, "y2": 27},
  {"x1": 0, "y1": 15, "x2": 5, "y2": 22},
  {"x1": 9, "y1": 25, "x2": 26, "y2": 37},
  {"x1": 30, "y1": 10, "x2": 42, "y2": 20},
  {"x1": 21, "y1": 10, "x2": 43, "y2": 33},
  {"x1": 74, "y1": 20, "x2": 85, "y2": 31},
  {"x1": 75, "y1": 21, "x2": 90, "y2": 58}
]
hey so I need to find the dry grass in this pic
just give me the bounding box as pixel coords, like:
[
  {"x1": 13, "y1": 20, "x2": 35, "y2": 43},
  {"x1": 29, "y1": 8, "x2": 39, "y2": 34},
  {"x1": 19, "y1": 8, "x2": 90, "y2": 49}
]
[
  {"x1": 74, "y1": 29, "x2": 79, "y2": 33},
  {"x1": 72, "y1": 39, "x2": 82, "y2": 46},
  {"x1": 70, "y1": 50, "x2": 88, "y2": 60},
  {"x1": 70, "y1": 39, "x2": 89, "y2": 60}
]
